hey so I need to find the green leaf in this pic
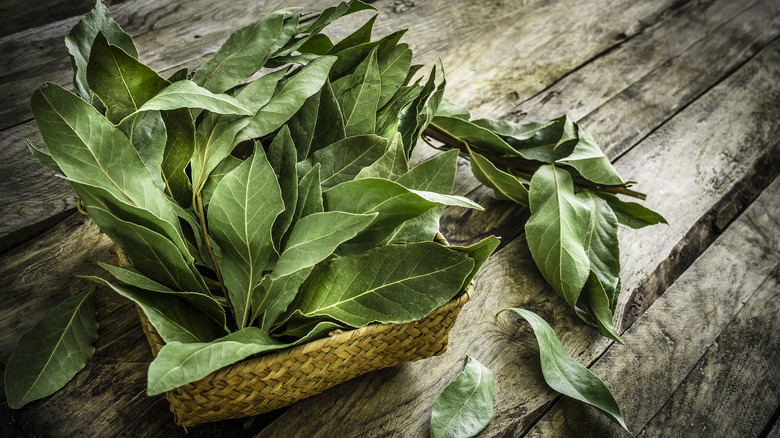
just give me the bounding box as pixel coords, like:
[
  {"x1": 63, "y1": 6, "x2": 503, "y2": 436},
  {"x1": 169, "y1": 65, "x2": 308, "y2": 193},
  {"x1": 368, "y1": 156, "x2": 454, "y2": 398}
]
[
  {"x1": 286, "y1": 163, "x2": 324, "y2": 241},
  {"x1": 430, "y1": 357, "x2": 495, "y2": 438},
  {"x1": 524, "y1": 165, "x2": 590, "y2": 308},
  {"x1": 430, "y1": 116, "x2": 519, "y2": 158},
  {"x1": 117, "y1": 110, "x2": 167, "y2": 191},
  {"x1": 4, "y1": 289, "x2": 98, "y2": 409},
  {"x1": 505, "y1": 308, "x2": 628, "y2": 431},
  {"x1": 191, "y1": 69, "x2": 285, "y2": 193},
  {"x1": 597, "y1": 192, "x2": 668, "y2": 229},
  {"x1": 329, "y1": 30, "x2": 406, "y2": 81},
  {"x1": 208, "y1": 144, "x2": 284, "y2": 328},
  {"x1": 26, "y1": 139, "x2": 62, "y2": 174},
  {"x1": 200, "y1": 155, "x2": 242, "y2": 206},
  {"x1": 399, "y1": 67, "x2": 438, "y2": 157},
  {"x1": 356, "y1": 132, "x2": 408, "y2": 180},
  {"x1": 333, "y1": 47, "x2": 381, "y2": 136},
  {"x1": 88, "y1": 277, "x2": 223, "y2": 343},
  {"x1": 577, "y1": 190, "x2": 621, "y2": 304},
  {"x1": 468, "y1": 147, "x2": 529, "y2": 205},
  {"x1": 147, "y1": 323, "x2": 336, "y2": 395},
  {"x1": 137, "y1": 80, "x2": 252, "y2": 115},
  {"x1": 294, "y1": 242, "x2": 474, "y2": 326},
  {"x1": 274, "y1": 211, "x2": 376, "y2": 278},
  {"x1": 582, "y1": 273, "x2": 623, "y2": 343},
  {"x1": 472, "y1": 115, "x2": 578, "y2": 163},
  {"x1": 65, "y1": 0, "x2": 137, "y2": 105},
  {"x1": 167, "y1": 68, "x2": 188, "y2": 82},
  {"x1": 255, "y1": 267, "x2": 315, "y2": 331},
  {"x1": 192, "y1": 9, "x2": 290, "y2": 93},
  {"x1": 435, "y1": 98, "x2": 470, "y2": 120},
  {"x1": 297, "y1": 34, "x2": 334, "y2": 55},
  {"x1": 377, "y1": 44, "x2": 413, "y2": 108},
  {"x1": 86, "y1": 32, "x2": 169, "y2": 123},
  {"x1": 238, "y1": 56, "x2": 337, "y2": 142},
  {"x1": 328, "y1": 14, "x2": 376, "y2": 54},
  {"x1": 298, "y1": 134, "x2": 388, "y2": 190},
  {"x1": 161, "y1": 109, "x2": 196, "y2": 207},
  {"x1": 31, "y1": 83, "x2": 186, "y2": 248},
  {"x1": 448, "y1": 236, "x2": 500, "y2": 291},
  {"x1": 99, "y1": 263, "x2": 226, "y2": 326},
  {"x1": 268, "y1": 126, "x2": 298, "y2": 250},
  {"x1": 376, "y1": 76, "x2": 422, "y2": 138},
  {"x1": 558, "y1": 125, "x2": 623, "y2": 185},
  {"x1": 288, "y1": 79, "x2": 346, "y2": 160}
]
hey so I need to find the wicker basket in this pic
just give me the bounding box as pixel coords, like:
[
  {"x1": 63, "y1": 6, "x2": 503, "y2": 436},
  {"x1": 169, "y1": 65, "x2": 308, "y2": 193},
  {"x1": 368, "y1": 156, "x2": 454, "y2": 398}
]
[{"x1": 118, "y1": 239, "x2": 472, "y2": 427}]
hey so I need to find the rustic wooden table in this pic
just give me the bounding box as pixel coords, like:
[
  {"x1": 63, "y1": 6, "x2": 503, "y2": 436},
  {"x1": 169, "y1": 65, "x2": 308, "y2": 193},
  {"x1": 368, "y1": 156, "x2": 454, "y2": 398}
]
[{"x1": 1, "y1": 0, "x2": 779, "y2": 437}]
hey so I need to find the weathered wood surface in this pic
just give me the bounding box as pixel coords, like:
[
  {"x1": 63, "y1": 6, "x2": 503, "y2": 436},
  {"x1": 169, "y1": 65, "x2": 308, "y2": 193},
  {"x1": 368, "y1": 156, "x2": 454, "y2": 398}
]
[
  {"x1": 1, "y1": 0, "x2": 779, "y2": 436},
  {"x1": 524, "y1": 177, "x2": 780, "y2": 437}
]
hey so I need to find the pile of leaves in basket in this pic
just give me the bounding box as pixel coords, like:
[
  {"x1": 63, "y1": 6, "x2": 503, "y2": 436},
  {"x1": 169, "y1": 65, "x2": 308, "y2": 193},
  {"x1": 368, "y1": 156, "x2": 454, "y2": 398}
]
[{"x1": 6, "y1": 1, "x2": 665, "y2": 436}]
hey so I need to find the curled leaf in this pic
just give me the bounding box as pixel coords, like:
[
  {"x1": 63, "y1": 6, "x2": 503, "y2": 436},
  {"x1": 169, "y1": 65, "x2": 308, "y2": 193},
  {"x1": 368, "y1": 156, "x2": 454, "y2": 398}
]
[{"x1": 430, "y1": 357, "x2": 495, "y2": 438}]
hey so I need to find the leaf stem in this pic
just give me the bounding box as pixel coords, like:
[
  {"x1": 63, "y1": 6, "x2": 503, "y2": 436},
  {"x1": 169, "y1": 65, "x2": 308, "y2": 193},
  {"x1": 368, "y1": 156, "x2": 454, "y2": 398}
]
[
  {"x1": 194, "y1": 192, "x2": 236, "y2": 320},
  {"x1": 423, "y1": 124, "x2": 647, "y2": 200}
]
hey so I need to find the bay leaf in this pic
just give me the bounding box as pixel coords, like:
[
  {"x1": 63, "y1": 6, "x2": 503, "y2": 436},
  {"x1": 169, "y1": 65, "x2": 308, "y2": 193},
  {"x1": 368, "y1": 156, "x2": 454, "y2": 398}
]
[
  {"x1": 435, "y1": 98, "x2": 470, "y2": 120},
  {"x1": 448, "y1": 236, "x2": 500, "y2": 290},
  {"x1": 255, "y1": 267, "x2": 315, "y2": 331},
  {"x1": 86, "y1": 32, "x2": 169, "y2": 123},
  {"x1": 468, "y1": 147, "x2": 529, "y2": 205},
  {"x1": 147, "y1": 323, "x2": 336, "y2": 395},
  {"x1": 577, "y1": 189, "x2": 621, "y2": 303},
  {"x1": 88, "y1": 277, "x2": 224, "y2": 343},
  {"x1": 268, "y1": 126, "x2": 298, "y2": 249},
  {"x1": 399, "y1": 66, "x2": 437, "y2": 157},
  {"x1": 332, "y1": 47, "x2": 381, "y2": 136},
  {"x1": 65, "y1": 0, "x2": 137, "y2": 105},
  {"x1": 327, "y1": 14, "x2": 376, "y2": 54},
  {"x1": 430, "y1": 115, "x2": 519, "y2": 158},
  {"x1": 237, "y1": 56, "x2": 336, "y2": 142},
  {"x1": 376, "y1": 43, "x2": 412, "y2": 108},
  {"x1": 294, "y1": 242, "x2": 474, "y2": 326},
  {"x1": 117, "y1": 110, "x2": 167, "y2": 191},
  {"x1": 472, "y1": 115, "x2": 578, "y2": 163},
  {"x1": 597, "y1": 192, "x2": 668, "y2": 229},
  {"x1": 298, "y1": 134, "x2": 388, "y2": 190},
  {"x1": 283, "y1": 163, "x2": 324, "y2": 246},
  {"x1": 355, "y1": 132, "x2": 408, "y2": 180},
  {"x1": 582, "y1": 272, "x2": 623, "y2": 343},
  {"x1": 137, "y1": 80, "x2": 252, "y2": 116},
  {"x1": 4, "y1": 289, "x2": 98, "y2": 409},
  {"x1": 208, "y1": 144, "x2": 284, "y2": 328},
  {"x1": 524, "y1": 165, "x2": 590, "y2": 309},
  {"x1": 505, "y1": 308, "x2": 628, "y2": 431},
  {"x1": 192, "y1": 9, "x2": 289, "y2": 93},
  {"x1": 558, "y1": 125, "x2": 623, "y2": 185},
  {"x1": 288, "y1": 79, "x2": 346, "y2": 160},
  {"x1": 26, "y1": 139, "x2": 62, "y2": 174},
  {"x1": 430, "y1": 357, "x2": 495, "y2": 438},
  {"x1": 161, "y1": 109, "x2": 195, "y2": 207}
]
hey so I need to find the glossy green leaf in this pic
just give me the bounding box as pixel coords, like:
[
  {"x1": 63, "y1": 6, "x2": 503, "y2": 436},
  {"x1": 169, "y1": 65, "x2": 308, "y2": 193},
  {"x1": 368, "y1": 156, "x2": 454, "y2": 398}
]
[
  {"x1": 88, "y1": 277, "x2": 223, "y2": 343},
  {"x1": 582, "y1": 272, "x2": 623, "y2": 343},
  {"x1": 31, "y1": 83, "x2": 186, "y2": 248},
  {"x1": 430, "y1": 357, "x2": 495, "y2": 438},
  {"x1": 435, "y1": 98, "x2": 470, "y2": 120},
  {"x1": 26, "y1": 139, "x2": 62, "y2": 174},
  {"x1": 294, "y1": 242, "x2": 474, "y2": 326},
  {"x1": 4, "y1": 289, "x2": 98, "y2": 409},
  {"x1": 377, "y1": 43, "x2": 413, "y2": 108},
  {"x1": 328, "y1": 14, "x2": 376, "y2": 54},
  {"x1": 468, "y1": 147, "x2": 529, "y2": 205},
  {"x1": 238, "y1": 56, "x2": 336, "y2": 142},
  {"x1": 288, "y1": 79, "x2": 346, "y2": 160},
  {"x1": 559, "y1": 126, "x2": 623, "y2": 185},
  {"x1": 448, "y1": 236, "x2": 500, "y2": 290},
  {"x1": 577, "y1": 190, "x2": 621, "y2": 304},
  {"x1": 597, "y1": 192, "x2": 668, "y2": 229},
  {"x1": 506, "y1": 308, "x2": 628, "y2": 431},
  {"x1": 329, "y1": 30, "x2": 406, "y2": 81},
  {"x1": 192, "y1": 9, "x2": 289, "y2": 93},
  {"x1": 268, "y1": 126, "x2": 299, "y2": 249},
  {"x1": 65, "y1": 0, "x2": 137, "y2": 105},
  {"x1": 356, "y1": 132, "x2": 408, "y2": 180},
  {"x1": 524, "y1": 165, "x2": 590, "y2": 308},
  {"x1": 255, "y1": 267, "x2": 315, "y2": 331},
  {"x1": 147, "y1": 323, "x2": 335, "y2": 395},
  {"x1": 161, "y1": 109, "x2": 195, "y2": 207},
  {"x1": 137, "y1": 80, "x2": 252, "y2": 115},
  {"x1": 430, "y1": 116, "x2": 519, "y2": 158},
  {"x1": 86, "y1": 33, "x2": 169, "y2": 123},
  {"x1": 472, "y1": 115, "x2": 578, "y2": 163},
  {"x1": 333, "y1": 47, "x2": 381, "y2": 136},
  {"x1": 298, "y1": 134, "x2": 388, "y2": 189},
  {"x1": 297, "y1": 34, "x2": 334, "y2": 55},
  {"x1": 99, "y1": 263, "x2": 225, "y2": 325},
  {"x1": 274, "y1": 211, "x2": 376, "y2": 278},
  {"x1": 399, "y1": 67, "x2": 437, "y2": 157},
  {"x1": 208, "y1": 145, "x2": 284, "y2": 328},
  {"x1": 376, "y1": 76, "x2": 422, "y2": 138},
  {"x1": 117, "y1": 110, "x2": 167, "y2": 191},
  {"x1": 287, "y1": 163, "x2": 324, "y2": 238}
]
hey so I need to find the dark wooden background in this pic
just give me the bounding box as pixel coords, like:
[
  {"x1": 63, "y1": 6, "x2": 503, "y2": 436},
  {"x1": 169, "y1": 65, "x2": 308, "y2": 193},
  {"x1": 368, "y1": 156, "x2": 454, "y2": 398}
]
[{"x1": 1, "y1": 0, "x2": 779, "y2": 437}]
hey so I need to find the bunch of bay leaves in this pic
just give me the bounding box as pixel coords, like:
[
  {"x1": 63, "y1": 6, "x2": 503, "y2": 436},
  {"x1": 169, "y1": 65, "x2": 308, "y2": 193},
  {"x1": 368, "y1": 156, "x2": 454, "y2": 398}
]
[{"x1": 6, "y1": 0, "x2": 498, "y2": 409}]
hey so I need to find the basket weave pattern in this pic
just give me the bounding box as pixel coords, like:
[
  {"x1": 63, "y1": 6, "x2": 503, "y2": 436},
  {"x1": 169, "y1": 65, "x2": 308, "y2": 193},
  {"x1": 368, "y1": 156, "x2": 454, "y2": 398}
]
[{"x1": 136, "y1": 287, "x2": 471, "y2": 427}]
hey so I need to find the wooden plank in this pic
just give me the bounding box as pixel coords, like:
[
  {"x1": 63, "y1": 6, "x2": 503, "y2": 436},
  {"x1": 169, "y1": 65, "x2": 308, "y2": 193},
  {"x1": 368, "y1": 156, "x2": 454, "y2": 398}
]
[
  {"x1": 0, "y1": 0, "x2": 124, "y2": 39},
  {"x1": 438, "y1": 0, "x2": 780, "y2": 247},
  {"x1": 254, "y1": 37, "x2": 780, "y2": 437},
  {"x1": 524, "y1": 176, "x2": 780, "y2": 437}
]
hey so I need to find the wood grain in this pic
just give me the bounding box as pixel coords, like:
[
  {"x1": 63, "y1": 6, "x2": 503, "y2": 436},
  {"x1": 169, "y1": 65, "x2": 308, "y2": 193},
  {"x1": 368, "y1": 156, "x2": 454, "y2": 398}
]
[
  {"x1": 524, "y1": 176, "x2": 780, "y2": 437},
  {"x1": 255, "y1": 34, "x2": 780, "y2": 438}
]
